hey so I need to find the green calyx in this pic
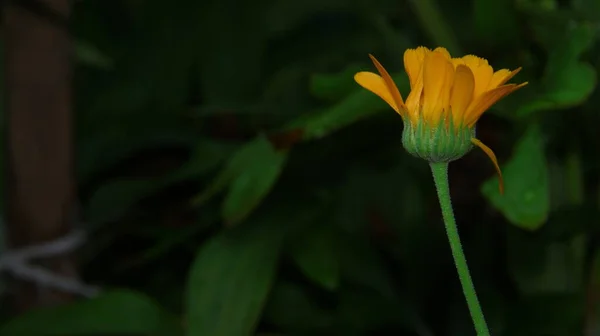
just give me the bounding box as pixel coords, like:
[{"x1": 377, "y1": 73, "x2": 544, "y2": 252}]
[{"x1": 401, "y1": 114, "x2": 475, "y2": 163}]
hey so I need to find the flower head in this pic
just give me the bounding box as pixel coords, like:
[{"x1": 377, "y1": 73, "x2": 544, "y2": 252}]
[{"x1": 354, "y1": 46, "x2": 527, "y2": 193}]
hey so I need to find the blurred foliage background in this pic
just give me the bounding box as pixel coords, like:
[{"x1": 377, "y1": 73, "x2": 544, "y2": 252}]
[{"x1": 1, "y1": 0, "x2": 600, "y2": 335}]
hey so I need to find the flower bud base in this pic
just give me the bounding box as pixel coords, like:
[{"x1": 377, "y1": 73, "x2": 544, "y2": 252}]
[{"x1": 402, "y1": 115, "x2": 475, "y2": 163}]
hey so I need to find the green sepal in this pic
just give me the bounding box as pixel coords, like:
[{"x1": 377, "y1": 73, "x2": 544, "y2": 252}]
[{"x1": 402, "y1": 112, "x2": 475, "y2": 163}]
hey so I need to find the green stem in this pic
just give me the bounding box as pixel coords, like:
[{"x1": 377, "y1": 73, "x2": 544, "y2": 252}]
[{"x1": 430, "y1": 162, "x2": 490, "y2": 336}]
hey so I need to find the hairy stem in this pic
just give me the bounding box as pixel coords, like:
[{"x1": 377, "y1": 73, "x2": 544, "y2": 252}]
[{"x1": 430, "y1": 162, "x2": 490, "y2": 336}]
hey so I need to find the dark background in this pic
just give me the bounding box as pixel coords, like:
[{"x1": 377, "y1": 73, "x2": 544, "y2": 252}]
[{"x1": 0, "y1": 0, "x2": 599, "y2": 335}]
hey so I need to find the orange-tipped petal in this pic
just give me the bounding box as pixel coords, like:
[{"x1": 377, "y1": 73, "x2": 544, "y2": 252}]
[
  {"x1": 404, "y1": 67, "x2": 424, "y2": 123},
  {"x1": 450, "y1": 64, "x2": 475, "y2": 126},
  {"x1": 451, "y1": 58, "x2": 465, "y2": 68},
  {"x1": 354, "y1": 71, "x2": 401, "y2": 113},
  {"x1": 403, "y1": 47, "x2": 430, "y2": 89},
  {"x1": 465, "y1": 82, "x2": 528, "y2": 126},
  {"x1": 461, "y1": 55, "x2": 489, "y2": 67},
  {"x1": 422, "y1": 51, "x2": 454, "y2": 123},
  {"x1": 368, "y1": 54, "x2": 405, "y2": 111},
  {"x1": 488, "y1": 67, "x2": 522, "y2": 89},
  {"x1": 433, "y1": 47, "x2": 452, "y2": 59},
  {"x1": 471, "y1": 138, "x2": 504, "y2": 194},
  {"x1": 461, "y1": 55, "x2": 493, "y2": 97}
]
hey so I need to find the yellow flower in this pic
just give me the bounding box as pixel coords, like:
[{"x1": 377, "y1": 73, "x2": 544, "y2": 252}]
[{"x1": 354, "y1": 46, "x2": 527, "y2": 193}]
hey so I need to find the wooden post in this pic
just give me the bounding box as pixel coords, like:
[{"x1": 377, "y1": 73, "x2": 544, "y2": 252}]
[{"x1": 3, "y1": 0, "x2": 76, "y2": 311}]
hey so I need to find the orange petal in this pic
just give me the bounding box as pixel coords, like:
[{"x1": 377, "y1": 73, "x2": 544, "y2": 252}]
[
  {"x1": 462, "y1": 55, "x2": 489, "y2": 67},
  {"x1": 422, "y1": 51, "x2": 454, "y2": 123},
  {"x1": 403, "y1": 47, "x2": 430, "y2": 90},
  {"x1": 404, "y1": 67, "x2": 424, "y2": 123},
  {"x1": 354, "y1": 71, "x2": 401, "y2": 113},
  {"x1": 450, "y1": 65, "x2": 475, "y2": 126},
  {"x1": 368, "y1": 54, "x2": 405, "y2": 111},
  {"x1": 462, "y1": 55, "x2": 493, "y2": 98},
  {"x1": 433, "y1": 47, "x2": 452, "y2": 59},
  {"x1": 451, "y1": 58, "x2": 465, "y2": 68},
  {"x1": 465, "y1": 82, "x2": 528, "y2": 126},
  {"x1": 488, "y1": 67, "x2": 522, "y2": 89},
  {"x1": 471, "y1": 138, "x2": 504, "y2": 194}
]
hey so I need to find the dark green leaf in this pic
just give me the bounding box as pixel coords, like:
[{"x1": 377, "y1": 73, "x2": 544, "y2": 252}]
[
  {"x1": 517, "y1": 22, "x2": 597, "y2": 118},
  {"x1": 185, "y1": 221, "x2": 284, "y2": 336},
  {"x1": 309, "y1": 64, "x2": 364, "y2": 101},
  {"x1": 222, "y1": 139, "x2": 288, "y2": 226},
  {"x1": 164, "y1": 139, "x2": 237, "y2": 184},
  {"x1": 482, "y1": 124, "x2": 550, "y2": 230},
  {"x1": 191, "y1": 136, "x2": 288, "y2": 226},
  {"x1": 0, "y1": 290, "x2": 183, "y2": 335},
  {"x1": 289, "y1": 73, "x2": 408, "y2": 141},
  {"x1": 290, "y1": 224, "x2": 340, "y2": 291}
]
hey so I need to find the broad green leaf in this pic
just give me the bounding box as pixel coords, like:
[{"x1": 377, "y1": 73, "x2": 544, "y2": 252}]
[
  {"x1": 192, "y1": 137, "x2": 272, "y2": 204},
  {"x1": 0, "y1": 290, "x2": 182, "y2": 335},
  {"x1": 191, "y1": 136, "x2": 288, "y2": 226},
  {"x1": 185, "y1": 219, "x2": 284, "y2": 336},
  {"x1": 482, "y1": 124, "x2": 549, "y2": 230},
  {"x1": 309, "y1": 64, "x2": 364, "y2": 101},
  {"x1": 164, "y1": 139, "x2": 237, "y2": 184},
  {"x1": 290, "y1": 225, "x2": 339, "y2": 291},
  {"x1": 517, "y1": 22, "x2": 597, "y2": 118},
  {"x1": 289, "y1": 73, "x2": 409, "y2": 141},
  {"x1": 222, "y1": 139, "x2": 288, "y2": 226}
]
